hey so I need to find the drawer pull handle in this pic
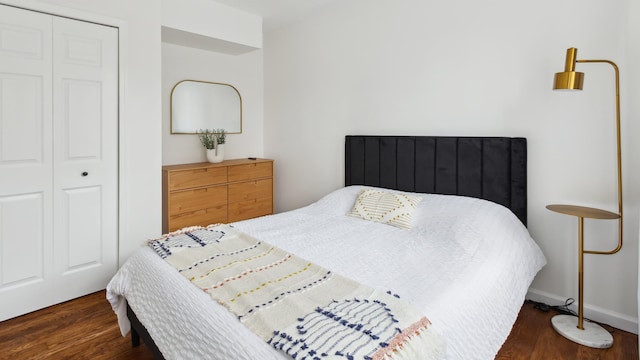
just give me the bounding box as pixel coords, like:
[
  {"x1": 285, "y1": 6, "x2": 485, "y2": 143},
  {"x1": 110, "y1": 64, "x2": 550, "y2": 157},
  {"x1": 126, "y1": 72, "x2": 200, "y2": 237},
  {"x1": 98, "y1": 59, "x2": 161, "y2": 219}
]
[{"x1": 82, "y1": 172, "x2": 89, "y2": 176}]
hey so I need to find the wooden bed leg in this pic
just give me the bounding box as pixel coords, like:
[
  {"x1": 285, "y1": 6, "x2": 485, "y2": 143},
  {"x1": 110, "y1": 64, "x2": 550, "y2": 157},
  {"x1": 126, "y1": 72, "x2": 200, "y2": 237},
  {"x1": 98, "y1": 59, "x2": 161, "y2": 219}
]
[
  {"x1": 126, "y1": 303, "x2": 166, "y2": 359},
  {"x1": 131, "y1": 326, "x2": 141, "y2": 347}
]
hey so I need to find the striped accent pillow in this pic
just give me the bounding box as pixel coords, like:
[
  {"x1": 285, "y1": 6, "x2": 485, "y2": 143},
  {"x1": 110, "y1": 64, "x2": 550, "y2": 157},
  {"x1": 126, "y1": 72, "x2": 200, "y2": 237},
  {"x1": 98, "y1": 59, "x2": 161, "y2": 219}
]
[{"x1": 348, "y1": 189, "x2": 422, "y2": 229}]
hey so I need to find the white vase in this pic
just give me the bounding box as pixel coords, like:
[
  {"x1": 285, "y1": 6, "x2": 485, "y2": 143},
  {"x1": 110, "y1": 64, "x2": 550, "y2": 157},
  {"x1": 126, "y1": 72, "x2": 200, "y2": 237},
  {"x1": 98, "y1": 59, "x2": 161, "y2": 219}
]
[{"x1": 206, "y1": 144, "x2": 225, "y2": 163}]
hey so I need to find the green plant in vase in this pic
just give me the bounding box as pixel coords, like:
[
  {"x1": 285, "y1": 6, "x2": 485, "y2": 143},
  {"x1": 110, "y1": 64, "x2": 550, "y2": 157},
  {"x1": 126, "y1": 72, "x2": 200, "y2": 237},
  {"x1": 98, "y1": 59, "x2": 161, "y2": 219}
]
[{"x1": 198, "y1": 128, "x2": 226, "y2": 163}]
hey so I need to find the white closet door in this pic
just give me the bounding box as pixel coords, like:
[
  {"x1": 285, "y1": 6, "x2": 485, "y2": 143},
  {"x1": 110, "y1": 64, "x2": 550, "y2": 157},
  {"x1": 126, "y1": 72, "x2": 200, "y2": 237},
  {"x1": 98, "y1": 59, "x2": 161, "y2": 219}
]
[
  {"x1": 51, "y1": 16, "x2": 118, "y2": 300},
  {"x1": 0, "y1": 5, "x2": 118, "y2": 321},
  {"x1": 0, "y1": 5, "x2": 55, "y2": 321}
]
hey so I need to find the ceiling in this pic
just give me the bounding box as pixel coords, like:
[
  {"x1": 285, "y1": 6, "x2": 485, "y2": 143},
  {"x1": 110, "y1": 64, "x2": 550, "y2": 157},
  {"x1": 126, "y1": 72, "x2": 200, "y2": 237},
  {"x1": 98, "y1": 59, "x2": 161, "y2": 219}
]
[{"x1": 211, "y1": 0, "x2": 337, "y2": 30}]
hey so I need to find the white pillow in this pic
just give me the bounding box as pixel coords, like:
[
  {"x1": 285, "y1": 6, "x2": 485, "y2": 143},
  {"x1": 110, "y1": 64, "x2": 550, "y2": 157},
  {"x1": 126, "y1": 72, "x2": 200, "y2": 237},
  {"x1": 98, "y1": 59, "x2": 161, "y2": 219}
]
[{"x1": 348, "y1": 189, "x2": 422, "y2": 229}]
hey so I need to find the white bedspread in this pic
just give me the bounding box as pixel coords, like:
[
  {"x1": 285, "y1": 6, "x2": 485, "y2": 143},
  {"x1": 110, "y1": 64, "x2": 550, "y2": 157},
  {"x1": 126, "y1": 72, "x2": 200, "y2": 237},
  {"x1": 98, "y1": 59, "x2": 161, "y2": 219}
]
[{"x1": 107, "y1": 186, "x2": 546, "y2": 360}]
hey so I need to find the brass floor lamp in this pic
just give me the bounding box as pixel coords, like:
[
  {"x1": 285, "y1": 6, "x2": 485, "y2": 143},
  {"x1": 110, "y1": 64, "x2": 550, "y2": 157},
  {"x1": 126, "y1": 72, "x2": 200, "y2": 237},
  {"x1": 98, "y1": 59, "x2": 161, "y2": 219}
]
[{"x1": 546, "y1": 47, "x2": 623, "y2": 348}]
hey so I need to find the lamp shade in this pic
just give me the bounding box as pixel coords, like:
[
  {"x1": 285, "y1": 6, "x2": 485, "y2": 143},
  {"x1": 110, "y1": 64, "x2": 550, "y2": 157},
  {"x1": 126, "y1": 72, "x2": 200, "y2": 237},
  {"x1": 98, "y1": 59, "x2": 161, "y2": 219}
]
[
  {"x1": 553, "y1": 47, "x2": 584, "y2": 90},
  {"x1": 554, "y1": 71, "x2": 584, "y2": 90}
]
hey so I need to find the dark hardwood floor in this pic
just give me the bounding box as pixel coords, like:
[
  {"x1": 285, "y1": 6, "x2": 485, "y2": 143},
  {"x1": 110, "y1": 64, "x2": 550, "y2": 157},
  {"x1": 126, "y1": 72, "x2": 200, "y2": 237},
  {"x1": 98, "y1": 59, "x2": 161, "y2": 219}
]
[
  {"x1": 0, "y1": 291, "x2": 154, "y2": 360},
  {"x1": 0, "y1": 291, "x2": 637, "y2": 359},
  {"x1": 497, "y1": 301, "x2": 638, "y2": 360}
]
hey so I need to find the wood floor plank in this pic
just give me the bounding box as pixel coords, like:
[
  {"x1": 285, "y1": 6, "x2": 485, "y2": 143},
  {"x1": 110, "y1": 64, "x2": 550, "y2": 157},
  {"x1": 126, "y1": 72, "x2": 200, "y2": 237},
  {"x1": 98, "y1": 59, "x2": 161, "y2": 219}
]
[
  {"x1": 498, "y1": 301, "x2": 638, "y2": 360},
  {"x1": 0, "y1": 291, "x2": 155, "y2": 360},
  {"x1": 0, "y1": 292, "x2": 637, "y2": 359}
]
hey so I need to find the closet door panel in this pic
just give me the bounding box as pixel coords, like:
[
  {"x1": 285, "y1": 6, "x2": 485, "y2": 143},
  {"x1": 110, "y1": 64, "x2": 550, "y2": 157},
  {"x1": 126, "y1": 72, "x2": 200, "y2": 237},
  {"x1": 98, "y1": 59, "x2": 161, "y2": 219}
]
[
  {"x1": 52, "y1": 17, "x2": 118, "y2": 295},
  {"x1": 0, "y1": 5, "x2": 52, "y2": 192},
  {"x1": 0, "y1": 193, "x2": 45, "y2": 287},
  {"x1": 53, "y1": 17, "x2": 118, "y2": 177},
  {"x1": 0, "y1": 75, "x2": 44, "y2": 163},
  {"x1": 63, "y1": 80, "x2": 102, "y2": 159},
  {"x1": 0, "y1": 6, "x2": 48, "y2": 67},
  {"x1": 0, "y1": 4, "x2": 54, "y2": 321},
  {"x1": 61, "y1": 186, "x2": 102, "y2": 271}
]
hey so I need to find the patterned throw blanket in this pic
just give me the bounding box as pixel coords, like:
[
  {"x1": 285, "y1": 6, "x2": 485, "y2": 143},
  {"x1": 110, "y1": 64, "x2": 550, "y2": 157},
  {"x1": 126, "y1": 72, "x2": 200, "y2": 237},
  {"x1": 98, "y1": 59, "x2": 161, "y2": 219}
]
[{"x1": 149, "y1": 224, "x2": 444, "y2": 360}]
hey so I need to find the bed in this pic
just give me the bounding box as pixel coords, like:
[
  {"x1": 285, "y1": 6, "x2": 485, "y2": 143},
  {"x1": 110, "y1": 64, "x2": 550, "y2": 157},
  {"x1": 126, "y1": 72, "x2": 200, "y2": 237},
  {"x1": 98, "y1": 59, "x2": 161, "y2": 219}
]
[{"x1": 107, "y1": 135, "x2": 545, "y2": 360}]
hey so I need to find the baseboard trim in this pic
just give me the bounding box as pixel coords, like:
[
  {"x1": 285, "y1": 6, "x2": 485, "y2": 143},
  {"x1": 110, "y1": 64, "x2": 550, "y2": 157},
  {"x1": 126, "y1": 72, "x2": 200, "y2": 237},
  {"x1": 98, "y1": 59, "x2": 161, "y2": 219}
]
[{"x1": 527, "y1": 289, "x2": 638, "y2": 335}]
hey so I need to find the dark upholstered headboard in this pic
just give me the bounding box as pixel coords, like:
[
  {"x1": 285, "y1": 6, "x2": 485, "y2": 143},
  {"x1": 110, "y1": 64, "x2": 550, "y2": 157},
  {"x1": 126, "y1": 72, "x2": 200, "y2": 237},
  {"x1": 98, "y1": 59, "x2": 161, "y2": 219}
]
[{"x1": 345, "y1": 136, "x2": 527, "y2": 226}]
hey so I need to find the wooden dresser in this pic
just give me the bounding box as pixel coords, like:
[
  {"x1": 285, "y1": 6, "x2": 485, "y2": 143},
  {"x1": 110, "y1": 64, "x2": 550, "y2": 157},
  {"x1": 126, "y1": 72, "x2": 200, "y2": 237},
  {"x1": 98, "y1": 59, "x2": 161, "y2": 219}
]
[{"x1": 162, "y1": 159, "x2": 274, "y2": 233}]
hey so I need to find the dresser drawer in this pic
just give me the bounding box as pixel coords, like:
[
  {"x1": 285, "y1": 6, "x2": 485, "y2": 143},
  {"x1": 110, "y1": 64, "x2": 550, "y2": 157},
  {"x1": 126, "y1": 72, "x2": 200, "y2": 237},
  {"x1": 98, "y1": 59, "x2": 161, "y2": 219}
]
[
  {"x1": 168, "y1": 206, "x2": 227, "y2": 232},
  {"x1": 228, "y1": 162, "x2": 272, "y2": 182},
  {"x1": 228, "y1": 178, "x2": 273, "y2": 222},
  {"x1": 168, "y1": 167, "x2": 227, "y2": 191},
  {"x1": 228, "y1": 198, "x2": 272, "y2": 223},
  {"x1": 228, "y1": 178, "x2": 273, "y2": 204},
  {"x1": 169, "y1": 185, "x2": 227, "y2": 215}
]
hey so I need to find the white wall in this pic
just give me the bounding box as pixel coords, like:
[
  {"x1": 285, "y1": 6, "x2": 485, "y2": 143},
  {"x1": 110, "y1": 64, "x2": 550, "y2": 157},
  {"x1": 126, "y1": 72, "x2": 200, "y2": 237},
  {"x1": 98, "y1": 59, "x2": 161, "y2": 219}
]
[
  {"x1": 161, "y1": 43, "x2": 264, "y2": 165},
  {"x1": 264, "y1": 0, "x2": 639, "y2": 332},
  {"x1": 2, "y1": 0, "x2": 163, "y2": 263},
  {"x1": 162, "y1": 0, "x2": 262, "y2": 51}
]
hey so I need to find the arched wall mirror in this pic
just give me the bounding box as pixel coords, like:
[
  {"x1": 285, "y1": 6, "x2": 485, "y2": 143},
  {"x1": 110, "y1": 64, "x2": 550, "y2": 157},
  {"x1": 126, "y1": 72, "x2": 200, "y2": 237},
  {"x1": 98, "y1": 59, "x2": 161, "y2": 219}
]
[{"x1": 170, "y1": 80, "x2": 242, "y2": 134}]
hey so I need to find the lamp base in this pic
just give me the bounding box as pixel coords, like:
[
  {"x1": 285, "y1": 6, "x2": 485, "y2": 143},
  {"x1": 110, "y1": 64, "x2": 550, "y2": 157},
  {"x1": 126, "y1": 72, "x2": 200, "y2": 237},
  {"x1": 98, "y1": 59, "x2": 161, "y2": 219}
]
[{"x1": 551, "y1": 314, "x2": 613, "y2": 348}]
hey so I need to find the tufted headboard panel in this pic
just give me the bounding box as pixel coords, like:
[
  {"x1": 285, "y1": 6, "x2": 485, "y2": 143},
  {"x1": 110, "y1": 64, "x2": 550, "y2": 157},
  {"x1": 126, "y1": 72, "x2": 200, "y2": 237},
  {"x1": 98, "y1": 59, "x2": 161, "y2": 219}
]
[{"x1": 345, "y1": 136, "x2": 527, "y2": 226}]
